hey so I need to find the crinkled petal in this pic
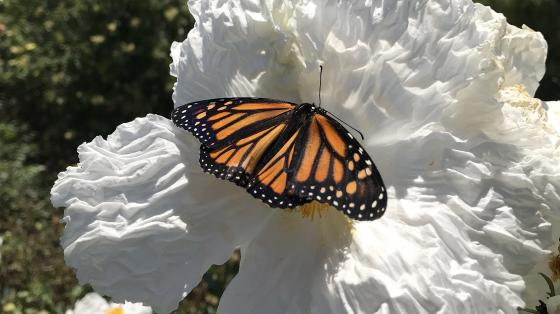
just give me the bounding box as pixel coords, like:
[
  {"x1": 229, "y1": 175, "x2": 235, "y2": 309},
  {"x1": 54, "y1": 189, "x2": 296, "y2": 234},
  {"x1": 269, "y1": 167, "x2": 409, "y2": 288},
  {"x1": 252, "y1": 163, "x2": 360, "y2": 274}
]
[
  {"x1": 51, "y1": 115, "x2": 273, "y2": 313},
  {"x1": 172, "y1": 0, "x2": 559, "y2": 313},
  {"x1": 220, "y1": 209, "x2": 524, "y2": 313}
]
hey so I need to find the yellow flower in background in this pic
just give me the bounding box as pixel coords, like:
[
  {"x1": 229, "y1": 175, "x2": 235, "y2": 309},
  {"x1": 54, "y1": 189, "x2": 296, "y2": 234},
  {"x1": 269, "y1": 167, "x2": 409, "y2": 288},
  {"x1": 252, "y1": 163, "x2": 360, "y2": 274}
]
[
  {"x1": 89, "y1": 35, "x2": 105, "y2": 44},
  {"x1": 65, "y1": 293, "x2": 151, "y2": 314}
]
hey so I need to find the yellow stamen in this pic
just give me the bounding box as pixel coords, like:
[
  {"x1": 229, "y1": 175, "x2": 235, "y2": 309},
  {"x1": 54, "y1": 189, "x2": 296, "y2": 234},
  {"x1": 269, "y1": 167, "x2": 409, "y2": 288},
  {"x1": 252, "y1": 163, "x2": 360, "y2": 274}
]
[
  {"x1": 549, "y1": 253, "x2": 560, "y2": 281},
  {"x1": 285, "y1": 201, "x2": 355, "y2": 238},
  {"x1": 293, "y1": 201, "x2": 330, "y2": 220}
]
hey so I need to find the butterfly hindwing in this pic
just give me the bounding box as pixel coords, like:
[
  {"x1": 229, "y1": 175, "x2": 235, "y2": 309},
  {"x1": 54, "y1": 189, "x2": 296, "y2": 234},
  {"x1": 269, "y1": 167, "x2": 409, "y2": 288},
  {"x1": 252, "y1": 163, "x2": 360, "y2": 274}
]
[
  {"x1": 199, "y1": 122, "x2": 288, "y2": 186},
  {"x1": 171, "y1": 97, "x2": 296, "y2": 148},
  {"x1": 247, "y1": 123, "x2": 310, "y2": 209},
  {"x1": 287, "y1": 111, "x2": 387, "y2": 220}
]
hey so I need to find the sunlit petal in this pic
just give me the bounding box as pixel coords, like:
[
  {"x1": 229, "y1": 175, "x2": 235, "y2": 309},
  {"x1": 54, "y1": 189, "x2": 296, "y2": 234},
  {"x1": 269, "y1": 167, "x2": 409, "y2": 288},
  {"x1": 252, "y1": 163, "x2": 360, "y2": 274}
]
[{"x1": 52, "y1": 115, "x2": 273, "y2": 313}]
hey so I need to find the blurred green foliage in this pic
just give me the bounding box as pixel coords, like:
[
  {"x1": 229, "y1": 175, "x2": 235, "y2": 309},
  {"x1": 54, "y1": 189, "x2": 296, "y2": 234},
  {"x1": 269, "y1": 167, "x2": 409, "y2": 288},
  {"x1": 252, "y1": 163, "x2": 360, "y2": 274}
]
[
  {"x1": 0, "y1": 122, "x2": 82, "y2": 314},
  {"x1": 0, "y1": 0, "x2": 558, "y2": 313},
  {"x1": 0, "y1": 0, "x2": 194, "y2": 171}
]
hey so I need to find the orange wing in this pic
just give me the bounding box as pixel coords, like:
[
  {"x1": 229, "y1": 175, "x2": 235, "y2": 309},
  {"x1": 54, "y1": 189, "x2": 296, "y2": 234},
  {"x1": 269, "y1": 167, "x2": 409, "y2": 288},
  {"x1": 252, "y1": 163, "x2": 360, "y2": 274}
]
[
  {"x1": 248, "y1": 111, "x2": 387, "y2": 220},
  {"x1": 243, "y1": 126, "x2": 306, "y2": 208},
  {"x1": 172, "y1": 98, "x2": 295, "y2": 148}
]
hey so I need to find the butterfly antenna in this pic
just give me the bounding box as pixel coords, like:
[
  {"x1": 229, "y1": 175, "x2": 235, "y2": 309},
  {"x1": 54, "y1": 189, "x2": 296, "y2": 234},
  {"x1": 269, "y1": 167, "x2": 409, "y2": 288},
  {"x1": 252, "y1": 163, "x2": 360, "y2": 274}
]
[
  {"x1": 325, "y1": 111, "x2": 365, "y2": 140},
  {"x1": 317, "y1": 65, "x2": 364, "y2": 140},
  {"x1": 318, "y1": 65, "x2": 323, "y2": 108}
]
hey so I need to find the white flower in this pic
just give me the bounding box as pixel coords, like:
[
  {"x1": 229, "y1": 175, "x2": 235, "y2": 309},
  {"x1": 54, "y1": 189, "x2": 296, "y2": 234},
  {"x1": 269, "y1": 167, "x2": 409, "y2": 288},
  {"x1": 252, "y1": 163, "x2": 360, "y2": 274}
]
[
  {"x1": 545, "y1": 295, "x2": 560, "y2": 314},
  {"x1": 51, "y1": 0, "x2": 560, "y2": 313},
  {"x1": 65, "y1": 292, "x2": 152, "y2": 314},
  {"x1": 548, "y1": 101, "x2": 560, "y2": 133}
]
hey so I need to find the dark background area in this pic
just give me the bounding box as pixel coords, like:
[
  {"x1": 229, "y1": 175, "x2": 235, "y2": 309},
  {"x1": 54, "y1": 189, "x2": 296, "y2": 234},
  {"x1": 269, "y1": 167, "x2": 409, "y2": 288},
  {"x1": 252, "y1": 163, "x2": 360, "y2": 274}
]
[{"x1": 0, "y1": 0, "x2": 558, "y2": 313}]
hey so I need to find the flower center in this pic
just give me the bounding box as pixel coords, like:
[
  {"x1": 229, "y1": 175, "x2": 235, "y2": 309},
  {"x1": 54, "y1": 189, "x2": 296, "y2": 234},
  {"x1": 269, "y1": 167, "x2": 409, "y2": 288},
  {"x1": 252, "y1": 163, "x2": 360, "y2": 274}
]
[
  {"x1": 549, "y1": 253, "x2": 560, "y2": 281},
  {"x1": 105, "y1": 306, "x2": 124, "y2": 314},
  {"x1": 294, "y1": 201, "x2": 331, "y2": 219}
]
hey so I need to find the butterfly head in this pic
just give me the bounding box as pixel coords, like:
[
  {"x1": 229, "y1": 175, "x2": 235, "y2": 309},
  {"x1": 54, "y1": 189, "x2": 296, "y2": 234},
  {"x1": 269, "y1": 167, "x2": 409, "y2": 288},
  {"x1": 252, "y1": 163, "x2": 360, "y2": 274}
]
[{"x1": 295, "y1": 102, "x2": 318, "y2": 115}]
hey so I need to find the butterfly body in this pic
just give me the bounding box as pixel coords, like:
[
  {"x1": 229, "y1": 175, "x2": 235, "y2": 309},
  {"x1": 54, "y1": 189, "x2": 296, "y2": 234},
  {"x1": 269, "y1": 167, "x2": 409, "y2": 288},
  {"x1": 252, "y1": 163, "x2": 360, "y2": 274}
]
[{"x1": 172, "y1": 97, "x2": 387, "y2": 221}]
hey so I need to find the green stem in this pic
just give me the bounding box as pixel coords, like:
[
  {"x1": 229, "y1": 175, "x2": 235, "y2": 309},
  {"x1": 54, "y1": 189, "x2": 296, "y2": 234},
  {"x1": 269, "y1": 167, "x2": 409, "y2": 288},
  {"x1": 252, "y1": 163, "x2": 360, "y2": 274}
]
[
  {"x1": 517, "y1": 307, "x2": 539, "y2": 314},
  {"x1": 539, "y1": 272, "x2": 556, "y2": 297}
]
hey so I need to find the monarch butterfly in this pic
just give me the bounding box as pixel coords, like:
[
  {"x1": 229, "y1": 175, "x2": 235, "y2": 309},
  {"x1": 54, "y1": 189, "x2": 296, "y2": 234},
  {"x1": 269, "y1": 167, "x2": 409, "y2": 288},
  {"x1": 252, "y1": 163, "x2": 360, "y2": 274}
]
[{"x1": 171, "y1": 97, "x2": 387, "y2": 221}]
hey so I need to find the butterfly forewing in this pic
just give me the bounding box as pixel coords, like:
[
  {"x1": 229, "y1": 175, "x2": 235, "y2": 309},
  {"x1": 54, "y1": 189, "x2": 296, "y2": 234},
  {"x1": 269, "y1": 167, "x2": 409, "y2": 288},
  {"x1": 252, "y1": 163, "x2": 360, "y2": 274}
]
[
  {"x1": 171, "y1": 98, "x2": 296, "y2": 148},
  {"x1": 173, "y1": 98, "x2": 298, "y2": 187},
  {"x1": 247, "y1": 124, "x2": 309, "y2": 209}
]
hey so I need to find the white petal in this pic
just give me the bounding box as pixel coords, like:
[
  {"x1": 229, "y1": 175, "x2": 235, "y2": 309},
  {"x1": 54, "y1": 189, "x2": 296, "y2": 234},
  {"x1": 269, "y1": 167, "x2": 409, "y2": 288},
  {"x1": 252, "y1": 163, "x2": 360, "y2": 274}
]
[
  {"x1": 65, "y1": 293, "x2": 109, "y2": 314},
  {"x1": 111, "y1": 301, "x2": 153, "y2": 314},
  {"x1": 172, "y1": 0, "x2": 560, "y2": 313},
  {"x1": 219, "y1": 208, "x2": 526, "y2": 313},
  {"x1": 547, "y1": 101, "x2": 560, "y2": 134},
  {"x1": 219, "y1": 210, "x2": 353, "y2": 314},
  {"x1": 65, "y1": 292, "x2": 152, "y2": 314},
  {"x1": 52, "y1": 115, "x2": 273, "y2": 313}
]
